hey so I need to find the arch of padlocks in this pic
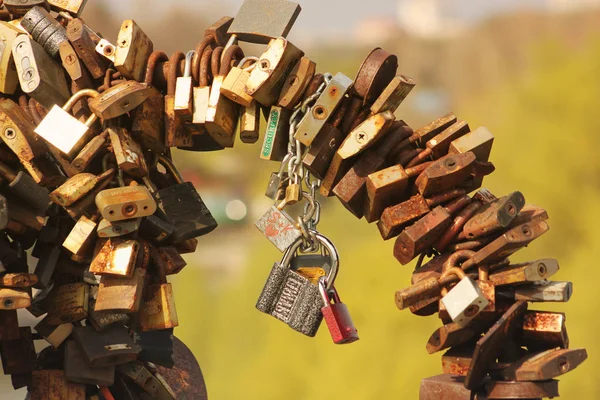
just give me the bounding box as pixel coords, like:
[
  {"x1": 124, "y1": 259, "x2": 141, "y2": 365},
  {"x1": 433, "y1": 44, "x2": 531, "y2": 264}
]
[{"x1": 0, "y1": 0, "x2": 587, "y2": 399}]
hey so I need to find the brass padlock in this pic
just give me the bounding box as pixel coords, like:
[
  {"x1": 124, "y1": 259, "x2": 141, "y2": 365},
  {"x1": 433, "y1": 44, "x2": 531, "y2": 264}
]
[
  {"x1": 240, "y1": 101, "x2": 261, "y2": 143},
  {"x1": 88, "y1": 81, "x2": 152, "y2": 120},
  {"x1": 34, "y1": 89, "x2": 100, "y2": 156},
  {"x1": 0, "y1": 22, "x2": 22, "y2": 94},
  {"x1": 114, "y1": 19, "x2": 153, "y2": 82},
  {"x1": 277, "y1": 56, "x2": 315, "y2": 109},
  {"x1": 50, "y1": 168, "x2": 115, "y2": 207},
  {"x1": 165, "y1": 51, "x2": 192, "y2": 148},
  {"x1": 370, "y1": 74, "x2": 416, "y2": 115},
  {"x1": 12, "y1": 33, "x2": 70, "y2": 108},
  {"x1": 70, "y1": 130, "x2": 108, "y2": 173},
  {"x1": 42, "y1": 282, "x2": 89, "y2": 325},
  {"x1": 95, "y1": 267, "x2": 146, "y2": 313},
  {"x1": 62, "y1": 214, "x2": 97, "y2": 257},
  {"x1": 59, "y1": 41, "x2": 93, "y2": 90},
  {"x1": 95, "y1": 184, "x2": 157, "y2": 222},
  {"x1": 90, "y1": 238, "x2": 140, "y2": 277},
  {"x1": 108, "y1": 127, "x2": 148, "y2": 177},
  {"x1": 220, "y1": 57, "x2": 256, "y2": 107},
  {"x1": 245, "y1": 37, "x2": 304, "y2": 106},
  {"x1": 139, "y1": 283, "x2": 179, "y2": 332},
  {"x1": 66, "y1": 18, "x2": 108, "y2": 79},
  {"x1": 97, "y1": 218, "x2": 142, "y2": 238}
]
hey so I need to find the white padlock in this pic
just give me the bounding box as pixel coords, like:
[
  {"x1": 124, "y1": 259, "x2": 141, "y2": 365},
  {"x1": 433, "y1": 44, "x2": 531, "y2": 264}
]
[{"x1": 440, "y1": 267, "x2": 489, "y2": 328}]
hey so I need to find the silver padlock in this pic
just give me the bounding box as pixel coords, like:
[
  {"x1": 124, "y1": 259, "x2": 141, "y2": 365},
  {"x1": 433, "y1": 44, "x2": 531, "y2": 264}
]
[
  {"x1": 440, "y1": 267, "x2": 488, "y2": 328},
  {"x1": 255, "y1": 191, "x2": 316, "y2": 252},
  {"x1": 97, "y1": 218, "x2": 142, "y2": 238},
  {"x1": 174, "y1": 50, "x2": 195, "y2": 117}
]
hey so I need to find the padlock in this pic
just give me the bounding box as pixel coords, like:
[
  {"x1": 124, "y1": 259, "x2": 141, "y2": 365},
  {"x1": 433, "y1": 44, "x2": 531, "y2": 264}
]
[
  {"x1": 414, "y1": 152, "x2": 478, "y2": 197},
  {"x1": 139, "y1": 283, "x2": 179, "y2": 332},
  {"x1": 4, "y1": 0, "x2": 47, "y2": 17},
  {"x1": 440, "y1": 267, "x2": 488, "y2": 328},
  {"x1": 265, "y1": 159, "x2": 289, "y2": 200},
  {"x1": 147, "y1": 156, "x2": 218, "y2": 243},
  {"x1": 1, "y1": 327, "x2": 37, "y2": 375},
  {"x1": 302, "y1": 123, "x2": 344, "y2": 180},
  {"x1": 29, "y1": 370, "x2": 86, "y2": 400},
  {"x1": 255, "y1": 191, "x2": 314, "y2": 252},
  {"x1": 114, "y1": 19, "x2": 153, "y2": 82},
  {"x1": 364, "y1": 164, "x2": 412, "y2": 223},
  {"x1": 59, "y1": 40, "x2": 93, "y2": 89},
  {"x1": 48, "y1": 0, "x2": 88, "y2": 16},
  {"x1": 88, "y1": 80, "x2": 153, "y2": 120},
  {"x1": 489, "y1": 259, "x2": 559, "y2": 287},
  {"x1": 42, "y1": 282, "x2": 89, "y2": 325},
  {"x1": 370, "y1": 74, "x2": 416, "y2": 115},
  {"x1": 95, "y1": 267, "x2": 146, "y2": 313},
  {"x1": 393, "y1": 195, "x2": 471, "y2": 265},
  {"x1": 245, "y1": 37, "x2": 304, "y2": 106},
  {"x1": 240, "y1": 101, "x2": 261, "y2": 143},
  {"x1": 260, "y1": 105, "x2": 291, "y2": 161},
  {"x1": 88, "y1": 300, "x2": 130, "y2": 331},
  {"x1": 21, "y1": 6, "x2": 68, "y2": 58},
  {"x1": 139, "y1": 215, "x2": 174, "y2": 244},
  {"x1": 50, "y1": 168, "x2": 115, "y2": 207},
  {"x1": 500, "y1": 347, "x2": 587, "y2": 382},
  {"x1": 227, "y1": 0, "x2": 301, "y2": 44},
  {"x1": 220, "y1": 56, "x2": 257, "y2": 107},
  {"x1": 72, "y1": 324, "x2": 142, "y2": 367},
  {"x1": 449, "y1": 126, "x2": 495, "y2": 162},
  {"x1": 1, "y1": 272, "x2": 38, "y2": 287},
  {"x1": 95, "y1": 38, "x2": 116, "y2": 63},
  {"x1": 256, "y1": 232, "x2": 339, "y2": 337},
  {"x1": 173, "y1": 50, "x2": 195, "y2": 117},
  {"x1": 0, "y1": 161, "x2": 50, "y2": 211},
  {"x1": 70, "y1": 130, "x2": 108, "y2": 173},
  {"x1": 426, "y1": 322, "x2": 482, "y2": 355},
  {"x1": 522, "y1": 310, "x2": 569, "y2": 351},
  {"x1": 150, "y1": 245, "x2": 187, "y2": 276},
  {"x1": 294, "y1": 72, "x2": 354, "y2": 146},
  {"x1": 0, "y1": 287, "x2": 31, "y2": 309},
  {"x1": 192, "y1": 46, "x2": 216, "y2": 122},
  {"x1": 108, "y1": 127, "x2": 148, "y2": 177},
  {"x1": 165, "y1": 51, "x2": 192, "y2": 148},
  {"x1": 95, "y1": 183, "x2": 157, "y2": 222},
  {"x1": 353, "y1": 47, "x2": 398, "y2": 106},
  {"x1": 278, "y1": 56, "x2": 316, "y2": 109},
  {"x1": 34, "y1": 89, "x2": 100, "y2": 156},
  {"x1": 12, "y1": 33, "x2": 70, "y2": 108},
  {"x1": 90, "y1": 238, "x2": 140, "y2": 277},
  {"x1": 64, "y1": 340, "x2": 115, "y2": 387},
  {"x1": 463, "y1": 191, "x2": 525, "y2": 239},
  {"x1": 393, "y1": 112, "x2": 457, "y2": 156},
  {"x1": 204, "y1": 45, "x2": 242, "y2": 148},
  {"x1": 332, "y1": 124, "x2": 408, "y2": 218},
  {"x1": 0, "y1": 22, "x2": 23, "y2": 94},
  {"x1": 63, "y1": 169, "x2": 115, "y2": 220},
  {"x1": 34, "y1": 317, "x2": 73, "y2": 348},
  {"x1": 503, "y1": 280, "x2": 572, "y2": 303},
  {"x1": 318, "y1": 278, "x2": 359, "y2": 344},
  {"x1": 97, "y1": 218, "x2": 142, "y2": 238},
  {"x1": 66, "y1": 18, "x2": 108, "y2": 79},
  {"x1": 134, "y1": 328, "x2": 175, "y2": 368},
  {"x1": 62, "y1": 215, "x2": 97, "y2": 257},
  {"x1": 321, "y1": 111, "x2": 396, "y2": 197},
  {"x1": 117, "y1": 361, "x2": 176, "y2": 399}
]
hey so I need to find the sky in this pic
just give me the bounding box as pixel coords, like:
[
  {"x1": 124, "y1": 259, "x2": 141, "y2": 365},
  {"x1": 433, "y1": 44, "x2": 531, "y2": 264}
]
[{"x1": 99, "y1": 0, "x2": 556, "y2": 38}]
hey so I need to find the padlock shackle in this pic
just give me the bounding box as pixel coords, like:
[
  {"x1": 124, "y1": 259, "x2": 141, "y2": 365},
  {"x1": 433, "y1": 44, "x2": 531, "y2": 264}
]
[
  {"x1": 443, "y1": 250, "x2": 476, "y2": 272},
  {"x1": 157, "y1": 156, "x2": 185, "y2": 185},
  {"x1": 183, "y1": 50, "x2": 195, "y2": 78},
  {"x1": 63, "y1": 89, "x2": 100, "y2": 112},
  {"x1": 439, "y1": 267, "x2": 466, "y2": 296},
  {"x1": 282, "y1": 232, "x2": 339, "y2": 288}
]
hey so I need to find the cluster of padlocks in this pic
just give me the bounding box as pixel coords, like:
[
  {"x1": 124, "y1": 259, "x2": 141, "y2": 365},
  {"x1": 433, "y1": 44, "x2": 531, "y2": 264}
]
[{"x1": 0, "y1": 0, "x2": 588, "y2": 398}]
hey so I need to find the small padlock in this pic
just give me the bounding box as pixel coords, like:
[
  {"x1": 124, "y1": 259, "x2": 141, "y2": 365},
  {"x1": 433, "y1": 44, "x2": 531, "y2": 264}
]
[
  {"x1": 220, "y1": 57, "x2": 256, "y2": 107},
  {"x1": 173, "y1": 50, "x2": 195, "y2": 117},
  {"x1": 256, "y1": 232, "x2": 339, "y2": 337},
  {"x1": 0, "y1": 22, "x2": 23, "y2": 94},
  {"x1": 88, "y1": 80, "x2": 152, "y2": 120},
  {"x1": 72, "y1": 324, "x2": 142, "y2": 367},
  {"x1": 95, "y1": 179, "x2": 157, "y2": 222},
  {"x1": 62, "y1": 214, "x2": 97, "y2": 258},
  {"x1": 260, "y1": 105, "x2": 291, "y2": 161},
  {"x1": 42, "y1": 282, "x2": 89, "y2": 325},
  {"x1": 89, "y1": 238, "x2": 140, "y2": 277},
  {"x1": 34, "y1": 317, "x2": 73, "y2": 348},
  {"x1": 278, "y1": 56, "x2": 316, "y2": 109},
  {"x1": 318, "y1": 278, "x2": 359, "y2": 344},
  {"x1": 139, "y1": 215, "x2": 174, "y2": 244},
  {"x1": 165, "y1": 51, "x2": 192, "y2": 148},
  {"x1": 70, "y1": 130, "x2": 109, "y2": 174},
  {"x1": 108, "y1": 127, "x2": 148, "y2": 178},
  {"x1": 64, "y1": 340, "x2": 115, "y2": 387},
  {"x1": 59, "y1": 41, "x2": 94, "y2": 90},
  {"x1": 95, "y1": 267, "x2": 146, "y2": 313},
  {"x1": 440, "y1": 267, "x2": 488, "y2": 328},
  {"x1": 114, "y1": 19, "x2": 153, "y2": 82},
  {"x1": 66, "y1": 18, "x2": 108, "y2": 79},
  {"x1": 240, "y1": 101, "x2": 261, "y2": 143},
  {"x1": 147, "y1": 156, "x2": 218, "y2": 243},
  {"x1": 134, "y1": 328, "x2": 175, "y2": 368},
  {"x1": 12, "y1": 33, "x2": 71, "y2": 108},
  {"x1": 50, "y1": 169, "x2": 115, "y2": 207},
  {"x1": 97, "y1": 218, "x2": 142, "y2": 238},
  {"x1": 139, "y1": 283, "x2": 179, "y2": 332},
  {"x1": 34, "y1": 89, "x2": 100, "y2": 156}
]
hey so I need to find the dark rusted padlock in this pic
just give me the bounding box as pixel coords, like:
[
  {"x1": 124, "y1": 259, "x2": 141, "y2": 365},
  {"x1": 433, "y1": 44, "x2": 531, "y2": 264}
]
[
  {"x1": 394, "y1": 195, "x2": 472, "y2": 265},
  {"x1": 463, "y1": 191, "x2": 525, "y2": 239},
  {"x1": 499, "y1": 347, "x2": 587, "y2": 382},
  {"x1": 72, "y1": 324, "x2": 141, "y2": 367},
  {"x1": 147, "y1": 156, "x2": 217, "y2": 243},
  {"x1": 415, "y1": 152, "x2": 478, "y2": 197}
]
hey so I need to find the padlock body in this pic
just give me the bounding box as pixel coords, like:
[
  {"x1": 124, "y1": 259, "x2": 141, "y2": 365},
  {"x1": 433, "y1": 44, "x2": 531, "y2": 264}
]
[
  {"x1": 322, "y1": 302, "x2": 359, "y2": 344},
  {"x1": 441, "y1": 277, "x2": 489, "y2": 328},
  {"x1": 256, "y1": 262, "x2": 324, "y2": 337},
  {"x1": 156, "y1": 182, "x2": 218, "y2": 243},
  {"x1": 95, "y1": 186, "x2": 157, "y2": 222},
  {"x1": 255, "y1": 205, "x2": 302, "y2": 252}
]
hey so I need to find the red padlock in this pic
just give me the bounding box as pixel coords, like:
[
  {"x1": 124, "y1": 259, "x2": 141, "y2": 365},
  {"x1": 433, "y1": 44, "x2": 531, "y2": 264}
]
[{"x1": 319, "y1": 278, "x2": 359, "y2": 344}]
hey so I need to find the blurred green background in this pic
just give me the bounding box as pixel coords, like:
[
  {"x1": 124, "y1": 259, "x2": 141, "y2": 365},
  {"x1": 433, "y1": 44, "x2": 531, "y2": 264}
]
[{"x1": 8, "y1": 0, "x2": 600, "y2": 398}]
